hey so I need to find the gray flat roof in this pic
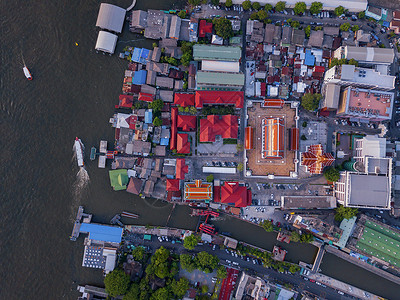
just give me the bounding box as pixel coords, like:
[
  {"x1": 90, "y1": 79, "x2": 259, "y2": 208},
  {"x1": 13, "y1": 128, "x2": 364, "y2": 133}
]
[
  {"x1": 96, "y1": 3, "x2": 126, "y2": 33},
  {"x1": 193, "y1": 44, "x2": 241, "y2": 61},
  {"x1": 348, "y1": 174, "x2": 390, "y2": 208},
  {"x1": 281, "y1": 196, "x2": 337, "y2": 209}
]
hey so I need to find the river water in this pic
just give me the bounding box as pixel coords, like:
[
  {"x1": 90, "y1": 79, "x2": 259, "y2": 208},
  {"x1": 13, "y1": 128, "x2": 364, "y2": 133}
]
[{"x1": 0, "y1": 1, "x2": 398, "y2": 299}]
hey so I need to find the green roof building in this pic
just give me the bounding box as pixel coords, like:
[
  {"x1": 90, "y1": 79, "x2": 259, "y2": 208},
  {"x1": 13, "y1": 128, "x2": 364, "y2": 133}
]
[
  {"x1": 193, "y1": 44, "x2": 241, "y2": 61},
  {"x1": 109, "y1": 169, "x2": 129, "y2": 191},
  {"x1": 356, "y1": 220, "x2": 400, "y2": 267},
  {"x1": 196, "y1": 71, "x2": 244, "y2": 90}
]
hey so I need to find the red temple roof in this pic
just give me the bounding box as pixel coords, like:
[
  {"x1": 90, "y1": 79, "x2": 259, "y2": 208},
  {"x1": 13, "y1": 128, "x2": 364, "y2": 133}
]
[
  {"x1": 245, "y1": 127, "x2": 254, "y2": 150},
  {"x1": 177, "y1": 115, "x2": 197, "y2": 131},
  {"x1": 289, "y1": 128, "x2": 299, "y2": 151},
  {"x1": 199, "y1": 115, "x2": 238, "y2": 142},
  {"x1": 219, "y1": 181, "x2": 251, "y2": 208},
  {"x1": 195, "y1": 91, "x2": 244, "y2": 108},
  {"x1": 262, "y1": 117, "x2": 285, "y2": 158},
  {"x1": 177, "y1": 133, "x2": 190, "y2": 154},
  {"x1": 170, "y1": 107, "x2": 178, "y2": 150},
  {"x1": 166, "y1": 179, "x2": 180, "y2": 191},
  {"x1": 199, "y1": 20, "x2": 213, "y2": 38},
  {"x1": 301, "y1": 144, "x2": 335, "y2": 174},
  {"x1": 174, "y1": 93, "x2": 195, "y2": 107},
  {"x1": 176, "y1": 158, "x2": 189, "y2": 180}
]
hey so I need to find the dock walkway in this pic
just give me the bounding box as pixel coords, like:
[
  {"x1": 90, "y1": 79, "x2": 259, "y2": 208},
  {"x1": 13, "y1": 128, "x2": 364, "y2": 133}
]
[
  {"x1": 126, "y1": 0, "x2": 136, "y2": 11},
  {"x1": 70, "y1": 206, "x2": 92, "y2": 241}
]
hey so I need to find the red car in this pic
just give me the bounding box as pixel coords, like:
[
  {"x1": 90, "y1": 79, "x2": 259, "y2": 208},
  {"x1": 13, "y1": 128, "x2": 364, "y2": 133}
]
[{"x1": 310, "y1": 279, "x2": 316, "y2": 283}]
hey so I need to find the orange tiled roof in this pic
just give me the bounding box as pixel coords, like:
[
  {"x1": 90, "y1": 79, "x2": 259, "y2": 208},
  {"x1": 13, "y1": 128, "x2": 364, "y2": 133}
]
[
  {"x1": 199, "y1": 115, "x2": 238, "y2": 142},
  {"x1": 301, "y1": 144, "x2": 335, "y2": 174},
  {"x1": 177, "y1": 115, "x2": 197, "y2": 132},
  {"x1": 177, "y1": 133, "x2": 190, "y2": 154},
  {"x1": 174, "y1": 93, "x2": 195, "y2": 107},
  {"x1": 245, "y1": 127, "x2": 254, "y2": 150},
  {"x1": 262, "y1": 117, "x2": 285, "y2": 159},
  {"x1": 176, "y1": 158, "x2": 188, "y2": 180},
  {"x1": 184, "y1": 180, "x2": 213, "y2": 201}
]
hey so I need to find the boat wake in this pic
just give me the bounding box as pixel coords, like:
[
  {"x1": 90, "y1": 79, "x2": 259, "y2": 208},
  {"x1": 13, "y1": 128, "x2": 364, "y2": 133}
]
[{"x1": 72, "y1": 167, "x2": 90, "y2": 201}]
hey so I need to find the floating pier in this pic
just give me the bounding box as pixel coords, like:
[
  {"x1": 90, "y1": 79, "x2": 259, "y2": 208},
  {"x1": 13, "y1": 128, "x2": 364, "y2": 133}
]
[
  {"x1": 110, "y1": 214, "x2": 124, "y2": 227},
  {"x1": 70, "y1": 206, "x2": 92, "y2": 241}
]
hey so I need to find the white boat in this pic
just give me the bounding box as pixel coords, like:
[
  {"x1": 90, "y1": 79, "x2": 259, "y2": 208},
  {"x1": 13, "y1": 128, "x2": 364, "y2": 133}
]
[
  {"x1": 74, "y1": 137, "x2": 84, "y2": 167},
  {"x1": 23, "y1": 65, "x2": 32, "y2": 80}
]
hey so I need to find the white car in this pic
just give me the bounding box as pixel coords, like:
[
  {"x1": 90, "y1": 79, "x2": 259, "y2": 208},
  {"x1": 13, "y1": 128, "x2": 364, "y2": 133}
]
[
  {"x1": 158, "y1": 236, "x2": 162, "y2": 242},
  {"x1": 338, "y1": 291, "x2": 344, "y2": 295}
]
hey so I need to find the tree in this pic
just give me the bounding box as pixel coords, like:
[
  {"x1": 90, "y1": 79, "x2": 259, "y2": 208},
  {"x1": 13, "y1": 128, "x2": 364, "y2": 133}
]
[
  {"x1": 304, "y1": 25, "x2": 311, "y2": 38},
  {"x1": 242, "y1": 0, "x2": 251, "y2": 10},
  {"x1": 180, "y1": 253, "x2": 197, "y2": 272},
  {"x1": 323, "y1": 167, "x2": 340, "y2": 182},
  {"x1": 183, "y1": 234, "x2": 200, "y2": 250},
  {"x1": 300, "y1": 134, "x2": 307, "y2": 141},
  {"x1": 335, "y1": 205, "x2": 358, "y2": 222},
  {"x1": 291, "y1": 20, "x2": 300, "y2": 28},
  {"x1": 300, "y1": 233, "x2": 313, "y2": 243},
  {"x1": 195, "y1": 252, "x2": 219, "y2": 272},
  {"x1": 352, "y1": 25, "x2": 359, "y2": 32},
  {"x1": 358, "y1": 11, "x2": 365, "y2": 19},
  {"x1": 348, "y1": 58, "x2": 358, "y2": 66},
  {"x1": 236, "y1": 143, "x2": 244, "y2": 152},
  {"x1": 152, "y1": 42, "x2": 158, "y2": 49},
  {"x1": 252, "y1": 2, "x2": 261, "y2": 10},
  {"x1": 213, "y1": 18, "x2": 233, "y2": 39},
  {"x1": 104, "y1": 269, "x2": 130, "y2": 297},
  {"x1": 188, "y1": 0, "x2": 201, "y2": 6},
  {"x1": 237, "y1": 163, "x2": 244, "y2": 172},
  {"x1": 184, "y1": 106, "x2": 190, "y2": 113},
  {"x1": 189, "y1": 106, "x2": 197, "y2": 115},
  {"x1": 315, "y1": 26, "x2": 323, "y2": 31},
  {"x1": 290, "y1": 231, "x2": 301, "y2": 242},
  {"x1": 171, "y1": 278, "x2": 189, "y2": 298},
  {"x1": 301, "y1": 93, "x2": 321, "y2": 111},
  {"x1": 153, "y1": 117, "x2": 162, "y2": 127},
  {"x1": 275, "y1": 1, "x2": 286, "y2": 12},
  {"x1": 148, "y1": 99, "x2": 164, "y2": 112},
  {"x1": 264, "y1": 3, "x2": 273, "y2": 12},
  {"x1": 334, "y1": 6, "x2": 345, "y2": 17},
  {"x1": 131, "y1": 246, "x2": 145, "y2": 262},
  {"x1": 289, "y1": 265, "x2": 300, "y2": 273},
  {"x1": 261, "y1": 220, "x2": 273, "y2": 232},
  {"x1": 211, "y1": 0, "x2": 219, "y2": 5},
  {"x1": 293, "y1": 2, "x2": 306, "y2": 15},
  {"x1": 257, "y1": 10, "x2": 268, "y2": 21},
  {"x1": 310, "y1": 2, "x2": 323, "y2": 15},
  {"x1": 123, "y1": 283, "x2": 140, "y2": 300},
  {"x1": 225, "y1": 0, "x2": 233, "y2": 7},
  {"x1": 201, "y1": 285, "x2": 209, "y2": 294},
  {"x1": 250, "y1": 12, "x2": 258, "y2": 20},
  {"x1": 150, "y1": 287, "x2": 169, "y2": 300},
  {"x1": 178, "y1": 10, "x2": 187, "y2": 19},
  {"x1": 216, "y1": 265, "x2": 228, "y2": 279},
  {"x1": 181, "y1": 52, "x2": 192, "y2": 67},
  {"x1": 206, "y1": 174, "x2": 214, "y2": 182}
]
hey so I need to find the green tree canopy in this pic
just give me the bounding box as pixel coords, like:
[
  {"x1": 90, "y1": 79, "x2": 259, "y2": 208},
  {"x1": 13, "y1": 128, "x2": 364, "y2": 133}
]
[
  {"x1": 131, "y1": 246, "x2": 145, "y2": 262},
  {"x1": 358, "y1": 11, "x2": 365, "y2": 19},
  {"x1": 171, "y1": 278, "x2": 189, "y2": 298},
  {"x1": 148, "y1": 99, "x2": 164, "y2": 112},
  {"x1": 293, "y1": 2, "x2": 306, "y2": 15},
  {"x1": 300, "y1": 233, "x2": 314, "y2": 243},
  {"x1": 310, "y1": 2, "x2": 323, "y2": 15},
  {"x1": 183, "y1": 234, "x2": 200, "y2": 250},
  {"x1": 257, "y1": 10, "x2": 268, "y2": 21},
  {"x1": 352, "y1": 25, "x2": 359, "y2": 32},
  {"x1": 178, "y1": 10, "x2": 187, "y2": 19},
  {"x1": 213, "y1": 18, "x2": 233, "y2": 39},
  {"x1": 323, "y1": 167, "x2": 340, "y2": 182},
  {"x1": 252, "y1": 2, "x2": 261, "y2": 10},
  {"x1": 216, "y1": 265, "x2": 228, "y2": 279},
  {"x1": 150, "y1": 287, "x2": 169, "y2": 300},
  {"x1": 250, "y1": 12, "x2": 258, "y2": 20},
  {"x1": 195, "y1": 251, "x2": 219, "y2": 272},
  {"x1": 206, "y1": 174, "x2": 214, "y2": 182},
  {"x1": 104, "y1": 269, "x2": 130, "y2": 297},
  {"x1": 335, "y1": 205, "x2": 358, "y2": 222},
  {"x1": 181, "y1": 52, "x2": 192, "y2": 67},
  {"x1": 261, "y1": 220, "x2": 273, "y2": 232},
  {"x1": 334, "y1": 5, "x2": 345, "y2": 16},
  {"x1": 211, "y1": 0, "x2": 220, "y2": 5},
  {"x1": 289, "y1": 264, "x2": 300, "y2": 273},
  {"x1": 123, "y1": 283, "x2": 140, "y2": 300},
  {"x1": 264, "y1": 3, "x2": 273, "y2": 11},
  {"x1": 225, "y1": 0, "x2": 233, "y2": 7},
  {"x1": 201, "y1": 285, "x2": 209, "y2": 294},
  {"x1": 301, "y1": 93, "x2": 321, "y2": 111},
  {"x1": 304, "y1": 25, "x2": 311, "y2": 37},
  {"x1": 275, "y1": 1, "x2": 286, "y2": 12},
  {"x1": 291, "y1": 20, "x2": 300, "y2": 28},
  {"x1": 348, "y1": 58, "x2": 358, "y2": 66},
  {"x1": 153, "y1": 116, "x2": 163, "y2": 127},
  {"x1": 242, "y1": 0, "x2": 251, "y2": 10},
  {"x1": 180, "y1": 253, "x2": 197, "y2": 272},
  {"x1": 290, "y1": 231, "x2": 301, "y2": 242},
  {"x1": 188, "y1": 0, "x2": 201, "y2": 6}
]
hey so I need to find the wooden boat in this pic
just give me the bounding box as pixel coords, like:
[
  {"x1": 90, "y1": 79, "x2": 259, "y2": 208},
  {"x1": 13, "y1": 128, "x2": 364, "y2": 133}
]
[
  {"x1": 23, "y1": 65, "x2": 32, "y2": 80},
  {"x1": 121, "y1": 211, "x2": 139, "y2": 218}
]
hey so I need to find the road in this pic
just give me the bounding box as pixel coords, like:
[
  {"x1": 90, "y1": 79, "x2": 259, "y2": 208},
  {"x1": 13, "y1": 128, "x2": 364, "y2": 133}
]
[{"x1": 124, "y1": 233, "x2": 355, "y2": 300}]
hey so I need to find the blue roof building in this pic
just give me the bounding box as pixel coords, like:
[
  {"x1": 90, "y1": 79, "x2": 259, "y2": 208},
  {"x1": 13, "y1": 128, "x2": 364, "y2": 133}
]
[
  {"x1": 305, "y1": 50, "x2": 315, "y2": 66},
  {"x1": 132, "y1": 70, "x2": 147, "y2": 85},
  {"x1": 145, "y1": 110, "x2": 153, "y2": 124},
  {"x1": 79, "y1": 223, "x2": 123, "y2": 244},
  {"x1": 160, "y1": 138, "x2": 169, "y2": 146},
  {"x1": 131, "y1": 48, "x2": 150, "y2": 64}
]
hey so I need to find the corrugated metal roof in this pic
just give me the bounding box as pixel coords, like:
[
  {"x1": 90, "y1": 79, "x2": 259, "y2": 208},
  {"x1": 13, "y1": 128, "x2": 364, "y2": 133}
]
[
  {"x1": 79, "y1": 223, "x2": 123, "y2": 243},
  {"x1": 96, "y1": 3, "x2": 126, "y2": 33},
  {"x1": 193, "y1": 44, "x2": 241, "y2": 61},
  {"x1": 196, "y1": 71, "x2": 244, "y2": 86},
  {"x1": 95, "y1": 31, "x2": 118, "y2": 54}
]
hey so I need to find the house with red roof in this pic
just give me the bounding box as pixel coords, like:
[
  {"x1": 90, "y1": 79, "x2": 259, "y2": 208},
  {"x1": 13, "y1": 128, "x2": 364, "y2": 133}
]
[
  {"x1": 199, "y1": 20, "x2": 213, "y2": 38},
  {"x1": 195, "y1": 91, "x2": 244, "y2": 108},
  {"x1": 174, "y1": 93, "x2": 195, "y2": 107},
  {"x1": 177, "y1": 133, "x2": 191, "y2": 154},
  {"x1": 138, "y1": 92, "x2": 154, "y2": 102},
  {"x1": 177, "y1": 115, "x2": 196, "y2": 131},
  {"x1": 117, "y1": 94, "x2": 134, "y2": 108},
  {"x1": 199, "y1": 115, "x2": 238, "y2": 142},
  {"x1": 166, "y1": 179, "x2": 180, "y2": 191},
  {"x1": 170, "y1": 107, "x2": 178, "y2": 150},
  {"x1": 215, "y1": 181, "x2": 252, "y2": 208},
  {"x1": 176, "y1": 158, "x2": 189, "y2": 180}
]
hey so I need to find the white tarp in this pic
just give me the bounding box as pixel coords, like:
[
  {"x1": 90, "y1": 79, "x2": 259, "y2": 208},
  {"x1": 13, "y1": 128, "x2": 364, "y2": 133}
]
[
  {"x1": 95, "y1": 31, "x2": 118, "y2": 54},
  {"x1": 201, "y1": 60, "x2": 240, "y2": 73},
  {"x1": 202, "y1": 166, "x2": 237, "y2": 174},
  {"x1": 96, "y1": 3, "x2": 126, "y2": 33}
]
